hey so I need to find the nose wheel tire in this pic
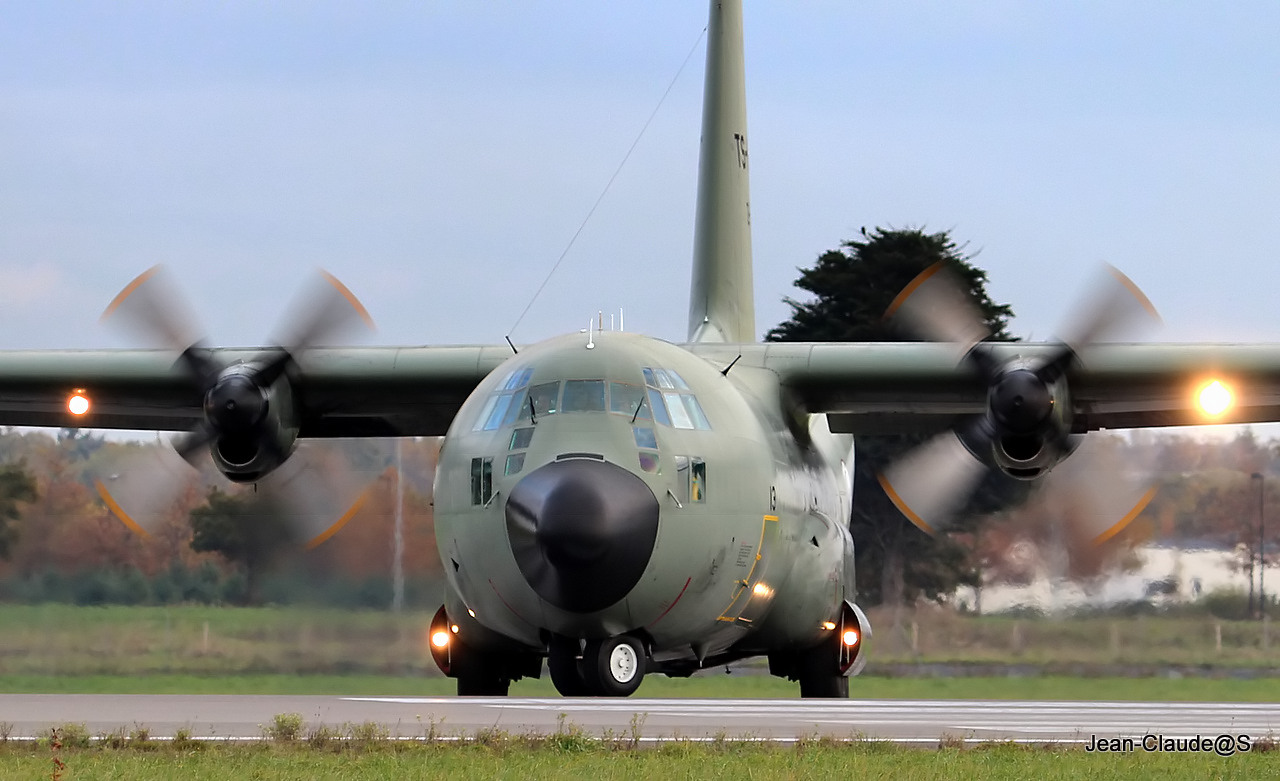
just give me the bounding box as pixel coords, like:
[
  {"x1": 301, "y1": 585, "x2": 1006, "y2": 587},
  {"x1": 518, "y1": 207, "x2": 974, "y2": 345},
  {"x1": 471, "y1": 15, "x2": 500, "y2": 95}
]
[{"x1": 581, "y1": 635, "x2": 646, "y2": 697}]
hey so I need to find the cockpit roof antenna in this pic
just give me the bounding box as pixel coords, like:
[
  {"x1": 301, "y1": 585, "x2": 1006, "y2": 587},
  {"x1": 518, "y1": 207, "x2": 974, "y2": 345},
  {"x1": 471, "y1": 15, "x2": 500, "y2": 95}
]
[
  {"x1": 721, "y1": 354, "x2": 742, "y2": 376},
  {"x1": 504, "y1": 335, "x2": 518, "y2": 355}
]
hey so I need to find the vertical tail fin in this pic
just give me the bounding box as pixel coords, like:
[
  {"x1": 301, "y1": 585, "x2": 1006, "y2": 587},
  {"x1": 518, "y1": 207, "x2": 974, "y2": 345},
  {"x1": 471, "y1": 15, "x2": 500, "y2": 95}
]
[{"x1": 687, "y1": 0, "x2": 755, "y2": 344}]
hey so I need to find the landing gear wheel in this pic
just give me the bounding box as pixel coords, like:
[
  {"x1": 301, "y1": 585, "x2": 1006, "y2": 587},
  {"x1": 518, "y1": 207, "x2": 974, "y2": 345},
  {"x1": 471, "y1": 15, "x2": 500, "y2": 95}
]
[
  {"x1": 456, "y1": 673, "x2": 511, "y2": 697},
  {"x1": 453, "y1": 643, "x2": 512, "y2": 696},
  {"x1": 796, "y1": 639, "x2": 848, "y2": 699},
  {"x1": 548, "y1": 637, "x2": 592, "y2": 697},
  {"x1": 798, "y1": 672, "x2": 848, "y2": 698},
  {"x1": 582, "y1": 635, "x2": 646, "y2": 697}
]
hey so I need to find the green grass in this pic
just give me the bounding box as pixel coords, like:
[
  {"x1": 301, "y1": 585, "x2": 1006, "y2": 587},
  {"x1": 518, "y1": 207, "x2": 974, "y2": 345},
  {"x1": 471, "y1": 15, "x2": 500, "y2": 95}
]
[
  {"x1": 4, "y1": 602, "x2": 1280, "y2": 701},
  {"x1": 5, "y1": 672, "x2": 1280, "y2": 702},
  {"x1": 866, "y1": 606, "x2": 1280, "y2": 668},
  {"x1": 0, "y1": 603, "x2": 438, "y2": 677},
  {"x1": 0, "y1": 741, "x2": 1271, "y2": 780}
]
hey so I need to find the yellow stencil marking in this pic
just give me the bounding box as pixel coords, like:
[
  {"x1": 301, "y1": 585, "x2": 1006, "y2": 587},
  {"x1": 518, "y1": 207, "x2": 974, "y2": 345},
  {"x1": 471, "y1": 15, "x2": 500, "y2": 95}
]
[{"x1": 718, "y1": 514, "x2": 780, "y2": 620}]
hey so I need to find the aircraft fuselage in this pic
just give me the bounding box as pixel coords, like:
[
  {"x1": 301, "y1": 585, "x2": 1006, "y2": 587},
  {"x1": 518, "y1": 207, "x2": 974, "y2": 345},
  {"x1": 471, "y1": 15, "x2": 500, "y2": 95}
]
[{"x1": 433, "y1": 331, "x2": 860, "y2": 680}]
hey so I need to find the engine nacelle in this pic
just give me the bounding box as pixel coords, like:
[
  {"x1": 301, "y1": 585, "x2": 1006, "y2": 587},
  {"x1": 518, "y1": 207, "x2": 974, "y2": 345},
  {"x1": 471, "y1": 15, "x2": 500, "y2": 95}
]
[{"x1": 205, "y1": 363, "x2": 300, "y2": 483}]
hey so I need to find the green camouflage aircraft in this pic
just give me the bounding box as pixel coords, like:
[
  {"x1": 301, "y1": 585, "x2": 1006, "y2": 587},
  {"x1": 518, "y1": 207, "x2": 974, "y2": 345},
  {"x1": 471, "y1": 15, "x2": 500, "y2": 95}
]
[{"x1": 1, "y1": 0, "x2": 1275, "y2": 698}]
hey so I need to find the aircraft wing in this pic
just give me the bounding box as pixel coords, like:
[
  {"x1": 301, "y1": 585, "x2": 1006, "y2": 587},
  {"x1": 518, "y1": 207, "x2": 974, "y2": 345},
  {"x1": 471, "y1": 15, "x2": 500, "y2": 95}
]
[
  {"x1": 0, "y1": 345, "x2": 510, "y2": 437},
  {"x1": 691, "y1": 342, "x2": 1280, "y2": 435}
]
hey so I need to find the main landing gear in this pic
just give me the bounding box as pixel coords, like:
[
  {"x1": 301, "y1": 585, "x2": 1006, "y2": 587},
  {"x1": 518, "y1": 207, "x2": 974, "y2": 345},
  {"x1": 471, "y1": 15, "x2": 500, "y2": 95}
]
[
  {"x1": 548, "y1": 634, "x2": 647, "y2": 697},
  {"x1": 429, "y1": 606, "x2": 540, "y2": 696},
  {"x1": 768, "y1": 601, "x2": 870, "y2": 698}
]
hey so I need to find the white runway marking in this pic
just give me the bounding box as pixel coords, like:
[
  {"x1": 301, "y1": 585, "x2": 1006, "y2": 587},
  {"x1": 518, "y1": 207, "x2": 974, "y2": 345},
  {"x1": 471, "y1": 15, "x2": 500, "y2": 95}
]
[{"x1": 1, "y1": 695, "x2": 1276, "y2": 742}]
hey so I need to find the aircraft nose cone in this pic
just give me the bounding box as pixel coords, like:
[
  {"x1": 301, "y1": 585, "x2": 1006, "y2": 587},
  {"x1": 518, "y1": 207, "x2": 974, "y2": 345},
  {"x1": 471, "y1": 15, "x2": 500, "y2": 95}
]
[{"x1": 506, "y1": 458, "x2": 659, "y2": 613}]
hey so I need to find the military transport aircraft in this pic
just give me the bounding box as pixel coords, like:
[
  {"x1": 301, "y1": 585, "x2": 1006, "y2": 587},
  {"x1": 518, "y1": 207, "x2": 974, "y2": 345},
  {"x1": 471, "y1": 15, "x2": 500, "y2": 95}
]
[{"x1": 2, "y1": 0, "x2": 1279, "y2": 698}]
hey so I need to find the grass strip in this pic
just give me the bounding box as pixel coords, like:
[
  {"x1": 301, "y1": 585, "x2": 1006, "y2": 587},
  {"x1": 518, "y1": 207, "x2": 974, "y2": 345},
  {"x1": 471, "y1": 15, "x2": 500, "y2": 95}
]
[
  {"x1": 0, "y1": 739, "x2": 1270, "y2": 780},
  {"x1": 5, "y1": 673, "x2": 1280, "y2": 702}
]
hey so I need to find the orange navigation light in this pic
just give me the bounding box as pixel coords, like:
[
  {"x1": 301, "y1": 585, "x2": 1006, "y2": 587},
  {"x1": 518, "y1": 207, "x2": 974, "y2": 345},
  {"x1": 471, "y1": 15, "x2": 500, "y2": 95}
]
[
  {"x1": 842, "y1": 629, "x2": 860, "y2": 647},
  {"x1": 1197, "y1": 380, "x2": 1233, "y2": 417},
  {"x1": 431, "y1": 630, "x2": 450, "y2": 649},
  {"x1": 67, "y1": 391, "x2": 90, "y2": 417}
]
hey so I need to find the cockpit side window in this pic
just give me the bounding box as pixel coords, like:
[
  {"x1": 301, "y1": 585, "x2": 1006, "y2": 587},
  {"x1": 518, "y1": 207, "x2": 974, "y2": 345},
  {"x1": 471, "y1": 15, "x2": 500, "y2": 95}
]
[
  {"x1": 647, "y1": 388, "x2": 672, "y2": 427},
  {"x1": 476, "y1": 366, "x2": 535, "y2": 432},
  {"x1": 674, "y1": 455, "x2": 707, "y2": 504},
  {"x1": 642, "y1": 367, "x2": 711, "y2": 430},
  {"x1": 473, "y1": 367, "x2": 536, "y2": 432}
]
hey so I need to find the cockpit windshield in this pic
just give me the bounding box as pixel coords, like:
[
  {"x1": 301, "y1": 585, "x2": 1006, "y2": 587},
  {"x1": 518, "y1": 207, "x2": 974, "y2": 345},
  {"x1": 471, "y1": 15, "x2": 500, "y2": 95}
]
[{"x1": 472, "y1": 366, "x2": 710, "y2": 430}]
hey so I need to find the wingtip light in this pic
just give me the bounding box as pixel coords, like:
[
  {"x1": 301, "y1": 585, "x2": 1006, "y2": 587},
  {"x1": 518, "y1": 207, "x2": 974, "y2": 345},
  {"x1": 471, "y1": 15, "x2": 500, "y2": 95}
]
[
  {"x1": 1197, "y1": 380, "x2": 1233, "y2": 418},
  {"x1": 67, "y1": 391, "x2": 90, "y2": 417}
]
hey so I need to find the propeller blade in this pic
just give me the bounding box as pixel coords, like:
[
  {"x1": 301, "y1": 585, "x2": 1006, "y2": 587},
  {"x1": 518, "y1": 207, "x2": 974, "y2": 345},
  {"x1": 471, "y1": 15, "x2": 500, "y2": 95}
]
[
  {"x1": 95, "y1": 440, "x2": 204, "y2": 538},
  {"x1": 101, "y1": 265, "x2": 207, "y2": 356},
  {"x1": 884, "y1": 263, "x2": 990, "y2": 356},
  {"x1": 253, "y1": 440, "x2": 377, "y2": 549},
  {"x1": 878, "y1": 428, "x2": 989, "y2": 535},
  {"x1": 253, "y1": 271, "x2": 375, "y2": 387},
  {"x1": 1035, "y1": 266, "x2": 1161, "y2": 383},
  {"x1": 172, "y1": 425, "x2": 216, "y2": 466},
  {"x1": 1046, "y1": 265, "x2": 1161, "y2": 368},
  {"x1": 276, "y1": 271, "x2": 375, "y2": 352},
  {"x1": 1041, "y1": 434, "x2": 1156, "y2": 547}
]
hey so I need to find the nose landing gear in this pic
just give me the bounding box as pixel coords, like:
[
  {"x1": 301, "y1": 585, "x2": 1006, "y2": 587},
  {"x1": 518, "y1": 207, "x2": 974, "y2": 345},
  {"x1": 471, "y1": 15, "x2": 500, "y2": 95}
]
[{"x1": 548, "y1": 634, "x2": 647, "y2": 697}]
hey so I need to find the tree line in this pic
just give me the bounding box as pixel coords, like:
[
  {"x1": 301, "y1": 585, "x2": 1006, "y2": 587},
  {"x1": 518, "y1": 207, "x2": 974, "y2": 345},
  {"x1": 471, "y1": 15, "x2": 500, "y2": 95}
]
[{"x1": 0, "y1": 429, "x2": 443, "y2": 608}]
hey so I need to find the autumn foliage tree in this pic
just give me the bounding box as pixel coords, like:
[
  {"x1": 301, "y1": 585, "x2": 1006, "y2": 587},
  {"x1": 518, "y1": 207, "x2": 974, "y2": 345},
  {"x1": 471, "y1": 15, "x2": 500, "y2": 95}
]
[
  {"x1": 190, "y1": 488, "x2": 293, "y2": 605},
  {"x1": 0, "y1": 460, "x2": 36, "y2": 560}
]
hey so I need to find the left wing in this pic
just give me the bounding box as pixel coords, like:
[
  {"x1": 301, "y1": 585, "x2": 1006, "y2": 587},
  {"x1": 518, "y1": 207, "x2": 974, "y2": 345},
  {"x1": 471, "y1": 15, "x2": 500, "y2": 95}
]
[{"x1": 0, "y1": 345, "x2": 510, "y2": 436}]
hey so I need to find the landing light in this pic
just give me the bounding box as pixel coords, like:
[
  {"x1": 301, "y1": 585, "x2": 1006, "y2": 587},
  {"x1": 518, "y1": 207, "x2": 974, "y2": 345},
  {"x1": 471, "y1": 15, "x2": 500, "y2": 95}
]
[
  {"x1": 431, "y1": 630, "x2": 450, "y2": 648},
  {"x1": 842, "y1": 630, "x2": 860, "y2": 647},
  {"x1": 822, "y1": 621, "x2": 837, "y2": 631},
  {"x1": 752, "y1": 582, "x2": 772, "y2": 597},
  {"x1": 67, "y1": 391, "x2": 90, "y2": 417},
  {"x1": 450, "y1": 624, "x2": 459, "y2": 634},
  {"x1": 1198, "y1": 380, "x2": 1233, "y2": 417}
]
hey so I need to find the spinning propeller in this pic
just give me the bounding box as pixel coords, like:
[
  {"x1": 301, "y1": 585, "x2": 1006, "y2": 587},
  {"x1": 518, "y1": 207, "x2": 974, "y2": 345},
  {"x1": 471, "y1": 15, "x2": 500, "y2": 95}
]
[
  {"x1": 95, "y1": 265, "x2": 377, "y2": 548},
  {"x1": 878, "y1": 263, "x2": 1161, "y2": 546}
]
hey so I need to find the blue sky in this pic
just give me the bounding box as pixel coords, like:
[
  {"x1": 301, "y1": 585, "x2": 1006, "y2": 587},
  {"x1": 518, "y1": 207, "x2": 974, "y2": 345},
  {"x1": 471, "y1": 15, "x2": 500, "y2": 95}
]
[{"x1": 3, "y1": 1, "x2": 1280, "y2": 352}]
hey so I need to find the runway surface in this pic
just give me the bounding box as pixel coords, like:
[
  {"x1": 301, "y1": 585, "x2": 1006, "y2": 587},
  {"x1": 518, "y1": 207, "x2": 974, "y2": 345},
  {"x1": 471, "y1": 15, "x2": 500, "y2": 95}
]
[{"x1": 1, "y1": 695, "x2": 1276, "y2": 743}]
